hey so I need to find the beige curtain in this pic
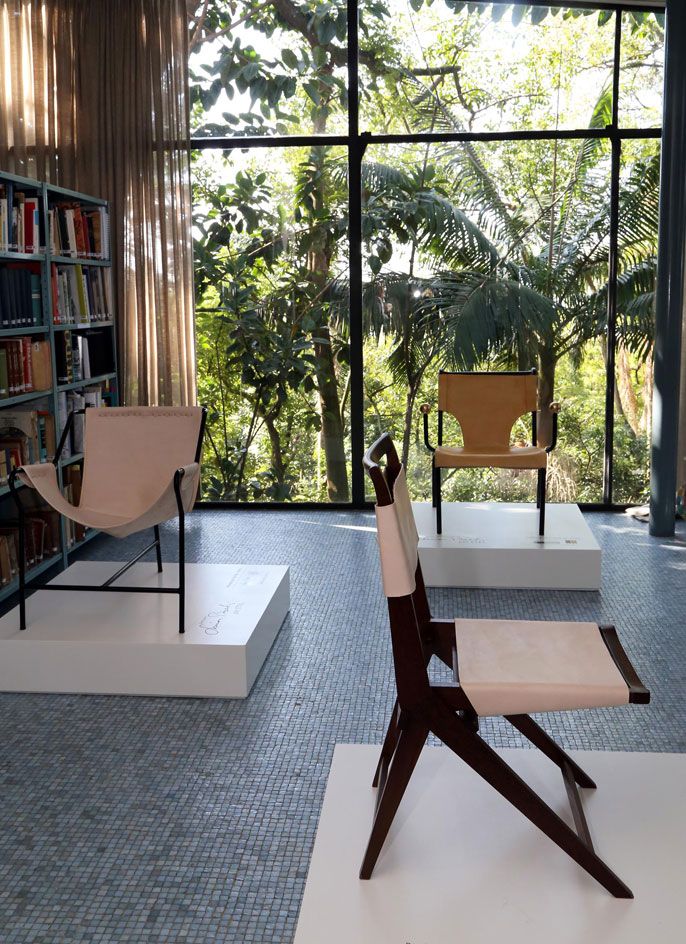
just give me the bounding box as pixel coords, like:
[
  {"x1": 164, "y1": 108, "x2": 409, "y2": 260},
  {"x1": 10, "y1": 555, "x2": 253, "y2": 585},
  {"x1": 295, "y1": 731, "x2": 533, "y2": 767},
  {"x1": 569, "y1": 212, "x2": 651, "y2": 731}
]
[{"x1": 0, "y1": 0, "x2": 196, "y2": 406}]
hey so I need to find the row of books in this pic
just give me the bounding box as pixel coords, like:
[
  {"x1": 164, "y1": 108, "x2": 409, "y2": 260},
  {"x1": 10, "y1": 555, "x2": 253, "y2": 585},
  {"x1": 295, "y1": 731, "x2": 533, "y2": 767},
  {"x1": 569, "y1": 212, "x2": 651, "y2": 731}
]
[
  {"x1": 55, "y1": 329, "x2": 114, "y2": 385},
  {"x1": 0, "y1": 409, "x2": 57, "y2": 483},
  {"x1": 51, "y1": 264, "x2": 112, "y2": 324},
  {"x1": 63, "y1": 465, "x2": 87, "y2": 545},
  {"x1": 0, "y1": 184, "x2": 41, "y2": 254},
  {"x1": 0, "y1": 466, "x2": 88, "y2": 585},
  {"x1": 0, "y1": 264, "x2": 42, "y2": 327},
  {"x1": 0, "y1": 339, "x2": 52, "y2": 398},
  {"x1": 0, "y1": 513, "x2": 61, "y2": 587},
  {"x1": 49, "y1": 203, "x2": 110, "y2": 260},
  {"x1": 57, "y1": 387, "x2": 109, "y2": 460}
]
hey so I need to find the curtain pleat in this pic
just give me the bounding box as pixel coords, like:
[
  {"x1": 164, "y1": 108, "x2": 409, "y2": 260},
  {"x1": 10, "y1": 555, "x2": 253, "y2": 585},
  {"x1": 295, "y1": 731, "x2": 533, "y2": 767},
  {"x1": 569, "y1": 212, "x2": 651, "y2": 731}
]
[{"x1": 0, "y1": 0, "x2": 196, "y2": 406}]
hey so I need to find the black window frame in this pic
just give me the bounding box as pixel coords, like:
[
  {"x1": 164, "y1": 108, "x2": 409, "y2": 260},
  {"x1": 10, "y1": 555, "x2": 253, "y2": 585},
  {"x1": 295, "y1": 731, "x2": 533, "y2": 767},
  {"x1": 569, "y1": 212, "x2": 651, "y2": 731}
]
[{"x1": 192, "y1": 0, "x2": 664, "y2": 511}]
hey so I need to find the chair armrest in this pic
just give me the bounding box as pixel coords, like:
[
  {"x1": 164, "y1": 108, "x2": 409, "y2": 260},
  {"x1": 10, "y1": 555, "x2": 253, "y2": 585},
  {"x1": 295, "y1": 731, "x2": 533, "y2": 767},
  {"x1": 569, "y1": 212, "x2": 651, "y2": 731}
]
[
  {"x1": 172, "y1": 462, "x2": 201, "y2": 513},
  {"x1": 546, "y1": 402, "x2": 561, "y2": 454},
  {"x1": 420, "y1": 404, "x2": 435, "y2": 452}
]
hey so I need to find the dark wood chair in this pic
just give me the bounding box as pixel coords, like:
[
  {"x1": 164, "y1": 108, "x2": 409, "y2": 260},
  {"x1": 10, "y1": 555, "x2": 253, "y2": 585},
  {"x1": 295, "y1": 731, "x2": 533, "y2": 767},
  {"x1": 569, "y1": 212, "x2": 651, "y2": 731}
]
[
  {"x1": 421, "y1": 369, "x2": 560, "y2": 535},
  {"x1": 362, "y1": 431, "x2": 649, "y2": 897}
]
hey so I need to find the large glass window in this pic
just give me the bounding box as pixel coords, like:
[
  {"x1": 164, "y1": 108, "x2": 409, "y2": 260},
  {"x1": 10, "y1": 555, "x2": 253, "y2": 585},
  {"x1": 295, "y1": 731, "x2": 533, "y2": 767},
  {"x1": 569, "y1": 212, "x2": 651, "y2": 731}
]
[{"x1": 188, "y1": 2, "x2": 663, "y2": 506}]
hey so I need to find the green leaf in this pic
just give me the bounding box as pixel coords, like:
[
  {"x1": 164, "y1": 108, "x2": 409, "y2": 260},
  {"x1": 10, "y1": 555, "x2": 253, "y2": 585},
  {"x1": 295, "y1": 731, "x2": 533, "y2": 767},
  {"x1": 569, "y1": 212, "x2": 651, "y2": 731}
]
[
  {"x1": 281, "y1": 48, "x2": 298, "y2": 70},
  {"x1": 303, "y1": 81, "x2": 322, "y2": 105}
]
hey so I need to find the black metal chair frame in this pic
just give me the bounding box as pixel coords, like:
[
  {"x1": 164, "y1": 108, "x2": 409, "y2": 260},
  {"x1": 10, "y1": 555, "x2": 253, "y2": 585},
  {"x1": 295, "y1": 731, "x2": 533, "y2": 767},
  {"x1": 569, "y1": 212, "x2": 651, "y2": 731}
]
[
  {"x1": 422, "y1": 369, "x2": 560, "y2": 537},
  {"x1": 363, "y1": 431, "x2": 649, "y2": 897},
  {"x1": 8, "y1": 406, "x2": 207, "y2": 635}
]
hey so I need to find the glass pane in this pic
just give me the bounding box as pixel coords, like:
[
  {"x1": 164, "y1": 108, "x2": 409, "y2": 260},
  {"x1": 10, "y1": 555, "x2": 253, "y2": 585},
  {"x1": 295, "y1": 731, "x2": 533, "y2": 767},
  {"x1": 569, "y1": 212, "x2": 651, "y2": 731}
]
[
  {"x1": 612, "y1": 139, "x2": 660, "y2": 504},
  {"x1": 362, "y1": 137, "x2": 611, "y2": 503},
  {"x1": 359, "y1": 2, "x2": 616, "y2": 134},
  {"x1": 619, "y1": 10, "x2": 665, "y2": 129},
  {"x1": 193, "y1": 145, "x2": 350, "y2": 502},
  {"x1": 189, "y1": 2, "x2": 347, "y2": 137}
]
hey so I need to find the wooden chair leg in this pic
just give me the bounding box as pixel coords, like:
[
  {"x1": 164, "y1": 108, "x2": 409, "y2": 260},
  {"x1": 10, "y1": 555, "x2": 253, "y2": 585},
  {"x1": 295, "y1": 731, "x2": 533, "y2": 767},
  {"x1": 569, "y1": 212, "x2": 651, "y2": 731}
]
[
  {"x1": 505, "y1": 714, "x2": 596, "y2": 789},
  {"x1": 360, "y1": 718, "x2": 429, "y2": 879},
  {"x1": 372, "y1": 700, "x2": 401, "y2": 788},
  {"x1": 429, "y1": 703, "x2": 633, "y2": 898},
  {"x1": 538, "y1": 468, "x2": 546, "y2": 536}
]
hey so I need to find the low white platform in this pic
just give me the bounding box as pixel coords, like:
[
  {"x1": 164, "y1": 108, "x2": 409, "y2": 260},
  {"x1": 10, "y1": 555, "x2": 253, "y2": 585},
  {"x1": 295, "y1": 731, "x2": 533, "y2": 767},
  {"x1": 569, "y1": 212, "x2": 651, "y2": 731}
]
[
  {"x1": 414, "y1": 501, "x2": 601, "y2": 590},
  {"x1": 295, "y1": 744, "x2": 685, "y2": 944},
  {"x1": 0, "y1": 561, "x2": 289, "y2": 698}
]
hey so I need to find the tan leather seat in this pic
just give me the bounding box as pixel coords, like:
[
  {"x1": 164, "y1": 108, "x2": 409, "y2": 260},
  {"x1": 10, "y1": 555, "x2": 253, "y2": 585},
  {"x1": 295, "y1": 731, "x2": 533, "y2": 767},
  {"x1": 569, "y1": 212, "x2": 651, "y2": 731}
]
[
  {"x1": 455, "y1": 618, "x2": 630, "y2": 717},
  {"x1": 18, "y1": 407, "x2": 203, "y2": 538},
  {"x1": 435, "y1": 444, "x2": 547, "y2": 470}
]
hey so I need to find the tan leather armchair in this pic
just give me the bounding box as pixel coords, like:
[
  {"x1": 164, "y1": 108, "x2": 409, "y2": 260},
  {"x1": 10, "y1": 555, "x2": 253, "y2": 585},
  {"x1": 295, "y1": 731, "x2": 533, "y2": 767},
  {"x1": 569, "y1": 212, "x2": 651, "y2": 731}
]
[{"x1": 422, "y1": 369, "x2": 561, "y2": 535}]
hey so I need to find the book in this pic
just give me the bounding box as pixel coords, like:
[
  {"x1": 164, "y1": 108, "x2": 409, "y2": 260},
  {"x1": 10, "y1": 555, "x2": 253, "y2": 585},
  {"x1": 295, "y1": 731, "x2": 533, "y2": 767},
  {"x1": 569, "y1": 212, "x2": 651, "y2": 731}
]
[
  {"x1": 30, "y1": 340, "x2": 53, "y2": 391},
  {"x1": 49, "y1": 203, "x2": 110, "y2": 259},
  {"x1": 0, "y1": 349, "x2": 8, "y2": 399}
]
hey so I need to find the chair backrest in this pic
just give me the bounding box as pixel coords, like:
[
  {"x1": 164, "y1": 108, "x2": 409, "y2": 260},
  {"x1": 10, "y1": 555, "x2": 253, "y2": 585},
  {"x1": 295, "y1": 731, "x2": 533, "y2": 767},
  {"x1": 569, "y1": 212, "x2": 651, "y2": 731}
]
[
  {"x1": 79, "y1": 406, "x2": 205, "y2": 516},
  {"x1": 438, "y1": 370, "x2": 538, "y2": 449},
  {"x1": 364, "y1": 433, "x2": 432, "y2": 706}
]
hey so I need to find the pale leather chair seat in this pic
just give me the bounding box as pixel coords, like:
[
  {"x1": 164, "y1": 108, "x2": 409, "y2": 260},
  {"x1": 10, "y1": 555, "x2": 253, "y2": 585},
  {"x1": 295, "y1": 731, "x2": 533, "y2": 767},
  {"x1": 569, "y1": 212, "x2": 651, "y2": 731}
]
[
  {"x1": 455, "y1": 618, "x2": 630, "y2": 717},
  {"x1": 435, "y1": 444, "x2": 548, "y2": 470}
]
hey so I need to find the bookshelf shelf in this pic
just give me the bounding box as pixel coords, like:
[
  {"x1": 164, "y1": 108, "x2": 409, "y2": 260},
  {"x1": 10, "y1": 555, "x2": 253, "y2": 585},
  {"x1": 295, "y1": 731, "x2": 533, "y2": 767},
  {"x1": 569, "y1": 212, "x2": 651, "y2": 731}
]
[
  {"x1": 0, "y1": 325, "x2": 49, "y2": 337},
  {"x1": 0, "y1": 170, "x2": 118, "y2": 599},
  {"x1": 57, "y1": 372, "x2": 116, "y2": 393},
  {"x1": 53, "y1": 321, "x2": 114, "y2": 331},
  {"x1": 0, "y1": 251, "x2": 45, "y2": 262},
  {"x1": 0, "y1": 552, "x2": 62, "y2": 605},
  {"x1": 0, "y1": 388, "x2": 53, "y2": 408},
  {"x1": 68, "y1": 529, "x2": 99, "y2": 553},
  {"x1": 60, "y1": 453, "x2": 83, "y2": 467},
  {"x1": 50, "y1": 256, "x2": 110, "y2": 267}
]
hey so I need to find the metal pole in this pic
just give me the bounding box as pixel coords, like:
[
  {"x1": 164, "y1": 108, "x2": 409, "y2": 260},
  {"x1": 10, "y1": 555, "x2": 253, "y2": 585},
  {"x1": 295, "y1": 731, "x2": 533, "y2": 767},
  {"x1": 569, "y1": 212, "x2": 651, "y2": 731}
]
[
  {"x1": 650, "y1": 0, "x2": 686, "y2": 536},
  {"x1": 348, "y1": 0, "x2": 365, "y2": 506},
  {"x1": 603, "y1": 13, "x2": 623, "y2": 505}
]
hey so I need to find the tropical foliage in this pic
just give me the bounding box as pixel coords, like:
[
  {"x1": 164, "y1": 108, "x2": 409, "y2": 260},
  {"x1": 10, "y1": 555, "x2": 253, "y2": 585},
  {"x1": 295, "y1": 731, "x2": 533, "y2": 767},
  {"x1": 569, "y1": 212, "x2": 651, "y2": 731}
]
[{"x1": 188, "y1": 1, "x2": 663, "y2": 504}]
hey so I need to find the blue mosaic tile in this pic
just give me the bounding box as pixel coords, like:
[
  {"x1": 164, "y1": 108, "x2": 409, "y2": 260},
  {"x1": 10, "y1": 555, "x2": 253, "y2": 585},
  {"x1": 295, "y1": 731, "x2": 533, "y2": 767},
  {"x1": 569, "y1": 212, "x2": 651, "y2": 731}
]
[{"x1": 0, "y1": 509, "x2": 683, "y2": 941}]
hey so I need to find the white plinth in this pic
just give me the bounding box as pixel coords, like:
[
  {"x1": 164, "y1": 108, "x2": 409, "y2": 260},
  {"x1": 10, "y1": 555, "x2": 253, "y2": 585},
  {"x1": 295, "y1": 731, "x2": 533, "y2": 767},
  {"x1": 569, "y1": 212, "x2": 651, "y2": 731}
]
[
  {"x1": 414, "y1": 501, "x2": 601, "y2": 590},
  {"x1": 295, "y1": 745, "x2": 685, "y2": 944},
  {"x1": 0, "y1": 561, "x2": 289, "y2": 698}
]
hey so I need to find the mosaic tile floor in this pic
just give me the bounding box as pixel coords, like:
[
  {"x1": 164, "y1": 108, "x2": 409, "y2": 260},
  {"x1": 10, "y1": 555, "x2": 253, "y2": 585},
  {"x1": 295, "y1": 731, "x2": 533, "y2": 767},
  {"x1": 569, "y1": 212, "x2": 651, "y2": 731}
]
[{"x1": 0, "y1": 509, "x2": 684, "y2": 942}]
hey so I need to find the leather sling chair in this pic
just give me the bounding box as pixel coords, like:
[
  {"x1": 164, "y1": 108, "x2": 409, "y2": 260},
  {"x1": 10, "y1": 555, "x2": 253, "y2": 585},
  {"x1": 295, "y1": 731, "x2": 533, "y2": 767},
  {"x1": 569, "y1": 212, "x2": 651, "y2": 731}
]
[
  {"x1": 9, "y1": 406, "x2": 207, "y2": 635},
  {"x1": 362, "y1": 431, "x2": 649, "y2": 897},
  {"x1": 421, "y1": 369, "x2": 560, "y2": 536}
]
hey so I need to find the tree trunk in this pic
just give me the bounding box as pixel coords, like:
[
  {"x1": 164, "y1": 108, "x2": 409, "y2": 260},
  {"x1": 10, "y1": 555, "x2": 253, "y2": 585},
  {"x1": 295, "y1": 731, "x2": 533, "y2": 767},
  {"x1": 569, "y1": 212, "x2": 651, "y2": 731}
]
[
  {"x1": 306, "y1": 121, "x2": 349, "y2": 502},
  {"x1": 314, "y1": 329, "x2": 350, "y2": 501},
  {"x1": 615, "y1": 346, "x2": 641, "y2": 437},
  {"x1": 264, "y1": 413, "x2": 286, "y2": 486},
  {"x1": 537, "y1": 344, "x2": 556, "y2": 447},
  {"x1": 401, "y1": 384, "x2": 418, "y2": 469}
]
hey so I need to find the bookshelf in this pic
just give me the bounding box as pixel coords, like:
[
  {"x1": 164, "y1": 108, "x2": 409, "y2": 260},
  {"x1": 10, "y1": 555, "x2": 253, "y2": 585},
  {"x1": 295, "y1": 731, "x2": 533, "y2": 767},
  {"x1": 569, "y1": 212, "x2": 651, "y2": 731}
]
[{"x1": 0, "y1": 169, "x2": 119, "y2": 604}]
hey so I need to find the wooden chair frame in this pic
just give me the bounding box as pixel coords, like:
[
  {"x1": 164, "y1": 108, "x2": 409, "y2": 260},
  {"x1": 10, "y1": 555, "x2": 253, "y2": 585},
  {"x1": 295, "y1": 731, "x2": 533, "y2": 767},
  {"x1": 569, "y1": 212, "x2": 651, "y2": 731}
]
[
  {"x1": 363, "y1": 432, "x2": 649, "y2": 897},
  {"x1": 422, "y1": 369, "x2": 560, "y2": 536}
]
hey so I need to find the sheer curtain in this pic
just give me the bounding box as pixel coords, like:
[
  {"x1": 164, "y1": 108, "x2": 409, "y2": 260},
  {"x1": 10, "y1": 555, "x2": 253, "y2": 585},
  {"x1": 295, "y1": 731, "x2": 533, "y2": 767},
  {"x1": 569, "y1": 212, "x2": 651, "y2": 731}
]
[{"x1": 0, "y1": 0, "x2": 196, "y2": 406}]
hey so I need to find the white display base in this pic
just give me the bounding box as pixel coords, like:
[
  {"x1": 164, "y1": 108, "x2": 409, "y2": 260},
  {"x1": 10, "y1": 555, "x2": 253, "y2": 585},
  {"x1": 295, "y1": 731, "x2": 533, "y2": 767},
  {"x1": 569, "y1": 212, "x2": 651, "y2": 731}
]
[
  {"x1": 295, "y1": 745, "x2": 685, "y2": 944},
  {"x1": 413, "y1": 501, "x2": 601, "y2": 590},
  {"x1": 0, "y1": 561, "x2": 289, "y2": 698}
]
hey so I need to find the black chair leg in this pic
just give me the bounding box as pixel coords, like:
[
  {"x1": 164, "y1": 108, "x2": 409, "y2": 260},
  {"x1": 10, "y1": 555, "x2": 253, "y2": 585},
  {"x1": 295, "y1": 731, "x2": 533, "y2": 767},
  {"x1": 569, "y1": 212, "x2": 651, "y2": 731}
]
[
  {"x1": 435, "y1": 467, "x2": 443, "y2": 535},
  {"x1": 17, "y1": 498, "x2": 26, "y2": 631},
  {"x1": 538, "y1": 468, "x2": 546, "y2": 536},
  {"x1": 154, "y1": 525, "x2": 163, "y2": 572},
  {"x1": 178, "y1": 510, "x2": 185, "y2": 634}
]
